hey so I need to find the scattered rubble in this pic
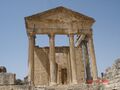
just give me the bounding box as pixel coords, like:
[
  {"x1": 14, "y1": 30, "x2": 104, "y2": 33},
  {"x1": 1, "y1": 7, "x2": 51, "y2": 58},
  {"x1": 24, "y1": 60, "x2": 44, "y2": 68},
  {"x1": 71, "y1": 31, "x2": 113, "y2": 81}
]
[{"x1": 104, "y1": 58, "x2": 120, "y2": 89}]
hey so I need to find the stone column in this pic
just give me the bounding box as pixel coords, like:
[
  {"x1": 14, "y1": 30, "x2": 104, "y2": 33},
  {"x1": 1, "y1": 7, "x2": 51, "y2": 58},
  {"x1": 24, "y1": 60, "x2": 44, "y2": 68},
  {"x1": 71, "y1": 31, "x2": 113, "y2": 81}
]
[
  {"x1": 81, "y1": 41, "x2": 91, "y2": 81},
  {"x1": 28, "y1": 33, "x2": 35, "y2": 86},
  {"x1": 67, "y1": 52, "x2": 72, "y2": 84},
  {"x1": 69, "y1": 34, "x2": 77, "y2": 84},
  {"x1": 49, "y1": 34, "x2": 57, "y2": 86},
  {"x1": 57, "y1": 65, "x2": 62, "y2": 85},
  {"x1": 88, "y1": 35, "x2": 98, "y2": 80}
]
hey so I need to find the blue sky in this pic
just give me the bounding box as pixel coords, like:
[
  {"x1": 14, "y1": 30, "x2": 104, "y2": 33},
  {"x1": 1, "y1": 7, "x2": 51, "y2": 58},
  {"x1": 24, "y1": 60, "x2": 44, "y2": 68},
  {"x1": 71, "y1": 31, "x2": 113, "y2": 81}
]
[{"x1": 0, "y1": 0, "x2": 120, "y2": 79}]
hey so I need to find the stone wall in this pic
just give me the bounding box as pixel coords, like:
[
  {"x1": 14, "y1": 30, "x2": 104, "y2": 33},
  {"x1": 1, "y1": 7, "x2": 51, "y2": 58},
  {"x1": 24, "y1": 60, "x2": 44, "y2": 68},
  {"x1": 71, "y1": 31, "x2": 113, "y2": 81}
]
[
  {"x1": 75, "y1": 47, "x2": 85, "y2": 83},
  {"x1": 55, "y1": 47, "x2": 70, "y2": 84},
  {"x1": 34, "y1": 46, "x2": 50, "y2": 86},
  {"x1": 34, "y1": 46, "x2": 85, "y2": 86},
  {"x1": 0, "y1": 73, "x2": 15, "y2": 85}
]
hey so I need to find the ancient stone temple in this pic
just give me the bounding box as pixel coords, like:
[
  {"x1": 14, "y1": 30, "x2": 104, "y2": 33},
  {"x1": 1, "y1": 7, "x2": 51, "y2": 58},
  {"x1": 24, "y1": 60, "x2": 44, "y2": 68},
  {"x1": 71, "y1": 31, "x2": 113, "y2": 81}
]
[{"x1": 25, "y1": 6, "x2": 98, "y2": 86}]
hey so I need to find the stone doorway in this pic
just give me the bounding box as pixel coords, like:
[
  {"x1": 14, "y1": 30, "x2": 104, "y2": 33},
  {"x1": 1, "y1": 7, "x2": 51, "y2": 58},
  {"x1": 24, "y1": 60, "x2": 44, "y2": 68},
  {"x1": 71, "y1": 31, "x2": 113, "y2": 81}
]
[{"x1": 61, "y1": 68, "x2": 67, "y2": 84}]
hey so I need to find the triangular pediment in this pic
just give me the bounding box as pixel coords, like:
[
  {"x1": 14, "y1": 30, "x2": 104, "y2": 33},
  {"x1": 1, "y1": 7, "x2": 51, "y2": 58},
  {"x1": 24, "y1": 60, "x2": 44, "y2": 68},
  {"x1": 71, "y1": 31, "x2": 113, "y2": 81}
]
[
  {"x1": 25, "y1": 6, "x2": 95, "y2": 23},
  {"x1": 25, "y1": 6, "x2": 95, "y2": 35}
]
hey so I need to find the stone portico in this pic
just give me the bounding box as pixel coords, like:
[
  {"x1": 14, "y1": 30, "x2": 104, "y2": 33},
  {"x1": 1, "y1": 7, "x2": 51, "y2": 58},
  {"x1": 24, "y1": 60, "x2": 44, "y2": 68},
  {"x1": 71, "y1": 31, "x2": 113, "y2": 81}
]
[{"x1": 25, "y1": 6, "x2": 98, "y2": 86}]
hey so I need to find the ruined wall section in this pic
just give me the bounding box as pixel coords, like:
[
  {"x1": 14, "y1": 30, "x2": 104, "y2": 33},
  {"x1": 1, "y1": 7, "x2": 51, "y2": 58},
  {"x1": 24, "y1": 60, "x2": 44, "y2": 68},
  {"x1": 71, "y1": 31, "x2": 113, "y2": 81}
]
[
  {"x1": 55, "y1": 47, "x2": 69, "y2": 69},
  {"x1": 75, "y1": 47, "x2": 85, "y2": 83},
  {"x1": 34, "y1": 46, "x2": 50, "y2": 86},
  {"x1": 34, "y1": 46, "x2": 85, "y2": 86},
  {"x1": 0, "y1": 73, "x2": 16, "y2": 85},
  {"x1": 55, "y1": 47, "x2": 70, "y2": 84},
  {"x1": 34, "y1": 46, "x2": 70, "y2": 86}
]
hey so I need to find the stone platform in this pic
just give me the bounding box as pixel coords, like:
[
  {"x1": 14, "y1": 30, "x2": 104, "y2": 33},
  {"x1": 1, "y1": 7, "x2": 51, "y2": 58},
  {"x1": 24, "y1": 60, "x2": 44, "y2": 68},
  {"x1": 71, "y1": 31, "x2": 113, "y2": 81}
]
[
  {"x1": 37, "y1": 84, "x2": 99, "y2": 90},
  {"x1": 0, "y1": 84, "x2": 100, "y2": 90}
]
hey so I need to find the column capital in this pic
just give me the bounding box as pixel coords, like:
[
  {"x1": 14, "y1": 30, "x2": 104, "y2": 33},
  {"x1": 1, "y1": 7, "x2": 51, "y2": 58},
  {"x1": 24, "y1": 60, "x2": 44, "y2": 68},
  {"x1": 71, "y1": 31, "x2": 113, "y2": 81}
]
[
  {"x1": 85, "y1": 29, "x2": 93, "y2": 39},
  {"x1": 28, "y1": 31, "x2": 36, "y2": 37},
  {"x1": 86, "y1": 33, "x2": 92, "y2": 39},
  {"x1": 48, "y1": 34, "x2": 55, "y2": 38},
  {"x1": 84, "y1": 34, "x2": 93, "y2": 43},
  {"x1": 28, "y1": 34, "x2": 36, "y2": 40},
  {"x1": 68, "y1": 34, "x2": 74, "y2": 37}
]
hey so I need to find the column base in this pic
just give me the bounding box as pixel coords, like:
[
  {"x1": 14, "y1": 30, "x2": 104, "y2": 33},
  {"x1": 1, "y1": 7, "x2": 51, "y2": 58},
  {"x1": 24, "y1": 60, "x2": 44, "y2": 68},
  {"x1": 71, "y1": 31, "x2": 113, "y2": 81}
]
[
  {"x1": 93, "y1": 77, "x2": 98, "y2": 81},
  {"x1": 71, "y1": 80, "x2": 78, "y2": 85},
  {"x1": 49, "y1": 82, "x2": 57, "y2": 86}
]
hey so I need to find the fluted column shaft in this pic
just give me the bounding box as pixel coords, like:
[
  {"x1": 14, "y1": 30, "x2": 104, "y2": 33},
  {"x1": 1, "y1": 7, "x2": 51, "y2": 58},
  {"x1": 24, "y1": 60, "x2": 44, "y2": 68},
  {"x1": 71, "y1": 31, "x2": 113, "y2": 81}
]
[
  {"x1": 88, "y1": 36, "x2": 98, "y2": 80},
  {"x1": 49, "y1": 34, "x2": 57, "y2": 85},
  {"x1": 69, "y1": 34, "x2": 77, "y2": 84},
  {"x1": 28, "y1": 34, "x2": 35, "y2": 86}
]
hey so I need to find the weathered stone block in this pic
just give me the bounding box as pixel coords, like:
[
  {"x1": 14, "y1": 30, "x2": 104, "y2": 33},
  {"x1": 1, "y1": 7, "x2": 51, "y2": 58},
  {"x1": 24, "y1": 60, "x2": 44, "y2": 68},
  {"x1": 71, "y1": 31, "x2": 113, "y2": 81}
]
[{"x1": 0, "y1": 73, "x2": 15, "y2": 85}]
